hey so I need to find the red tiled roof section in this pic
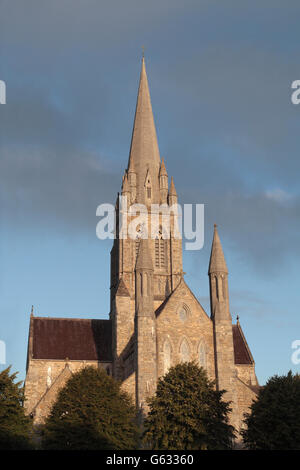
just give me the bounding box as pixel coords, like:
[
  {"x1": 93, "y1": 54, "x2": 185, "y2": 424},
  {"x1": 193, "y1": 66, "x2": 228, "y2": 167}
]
[
  {"x1": 32, "y1": 318, "x2": 112, "y2": 361},
  {"x1": 232, "y1": 324, "x2": 253, "y2": 365}
]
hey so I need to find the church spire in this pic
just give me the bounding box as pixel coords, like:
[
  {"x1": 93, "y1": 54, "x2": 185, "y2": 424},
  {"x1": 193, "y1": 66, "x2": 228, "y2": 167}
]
[
  {"x1": 208, "y1": 224, "x2": 228, "y2": 275},
  {"x1": 127, "y1": 57, "x2": 161, "y2": 203}
]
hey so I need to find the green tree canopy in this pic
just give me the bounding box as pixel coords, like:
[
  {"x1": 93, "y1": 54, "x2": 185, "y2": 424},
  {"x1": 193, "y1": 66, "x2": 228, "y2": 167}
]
[
  {"x1": 42, "y1": 366, "x2": 138, "y2": 450},
  {"x1": 143, "y1": 362, "x2": 235, "y2": 450},
  {"x1": 0, "y1": 366, "x2": 32, "y2": 450},
  {"x1": 242, "y1": 371, "x2": 300, "y2": 450}
]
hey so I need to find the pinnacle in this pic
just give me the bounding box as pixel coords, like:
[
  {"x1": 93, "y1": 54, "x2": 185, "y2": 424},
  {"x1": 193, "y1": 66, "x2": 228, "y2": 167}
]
[
  {"x1": 169, "y1": 176, "x2": 177, "y2": 196},
  {"x1": 159, "y1": 157, "x2": 168, "y2": 176},
  {"x1": 208, "y1": 224, "x2": 228, "y2": 274},
  {"x1": 122, "y1": 172, "x2": 129, "y2": 193}
]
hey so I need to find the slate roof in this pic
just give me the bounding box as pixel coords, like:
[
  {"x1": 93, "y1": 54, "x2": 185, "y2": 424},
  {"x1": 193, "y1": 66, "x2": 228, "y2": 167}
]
[
  {"x1": 31, "y1": 317, "x2": 112, "y2": 362},
  {"x1": 30, "y1": 316, "x2": 253, "y2": 366},
  {"x1": 232, "y1": 323, "x2": 254, "y2": 365}
]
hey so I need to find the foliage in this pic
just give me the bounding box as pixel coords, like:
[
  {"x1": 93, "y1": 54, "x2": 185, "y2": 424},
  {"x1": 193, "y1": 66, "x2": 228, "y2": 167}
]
[
  {"x1": 0, "y1": 366, "x2": 32, "y2": 450},
  {"x1": 143, "y1": 362, "x2": 235, "y2": 450},
  {"x1": 242, "y1": 371, "x2": 300, "y2": 450},
  {"x1": 42, "y1": 366, "x2": 138, "y2": 450}
]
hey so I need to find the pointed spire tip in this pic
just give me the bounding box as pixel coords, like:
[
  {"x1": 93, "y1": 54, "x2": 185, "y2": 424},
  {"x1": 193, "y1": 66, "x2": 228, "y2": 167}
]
[
  {"x1": 169, "y1": 176, "x2": 177, "y2": 196},
  {"x1": 127, "y1": 53, "x2": 161, "y2": 193},
  {"x1": 208, "y1": 224, "x2": 228, "y2": 274}
]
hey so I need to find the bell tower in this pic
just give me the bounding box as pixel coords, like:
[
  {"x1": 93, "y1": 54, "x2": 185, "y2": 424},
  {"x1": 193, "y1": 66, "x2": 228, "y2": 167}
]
[
  {"x1": 110, "y1": 56, "x2": 183, "y2": 397},
  {"x1": 110, "y1": 56, "x2": 184, "y2": 305}
]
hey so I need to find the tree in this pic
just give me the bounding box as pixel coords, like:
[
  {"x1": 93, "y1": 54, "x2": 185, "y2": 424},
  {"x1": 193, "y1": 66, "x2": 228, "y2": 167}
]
[
  {"x1": 242, "y1": 371, "x2": 300, "y2": 450},
  {"x1": 42, "y1": 366, "x2": 138, "y2": 450},
  {"x1": 143, "y1": 362, "x2": 235, "y2": 450},
  {"x1": 0, "y1": 366, "x2": 32, "y2": 450}
]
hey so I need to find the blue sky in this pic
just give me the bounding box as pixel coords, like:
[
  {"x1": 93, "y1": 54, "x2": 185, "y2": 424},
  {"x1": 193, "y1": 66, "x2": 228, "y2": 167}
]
[{"x1": 0, "y1": 0, "x2": 300, "y2": 384}]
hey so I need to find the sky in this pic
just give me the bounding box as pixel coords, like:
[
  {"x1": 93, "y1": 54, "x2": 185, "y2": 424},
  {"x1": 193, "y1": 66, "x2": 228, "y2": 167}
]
[{"x1": 0, "y1": 0, "x2": 300, "y2": 385}]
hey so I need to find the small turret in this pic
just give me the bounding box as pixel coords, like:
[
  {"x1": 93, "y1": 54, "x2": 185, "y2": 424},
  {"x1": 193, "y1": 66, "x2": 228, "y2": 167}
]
[
  {"x1": 208, "y1": 224, "x2": 237, "y2": 428},
  {"x1": 209, "y1": 224, "x2": 228, "y2": 275},
  {"x1": 168, "y1": 176, "x2": 178, "y2": 206},
  {"x1": 159, "y1": 158, "x2": 168, "y2": 203},
  {"x1": 209, "y1": 224, "x2": 230, "y2": 321}
]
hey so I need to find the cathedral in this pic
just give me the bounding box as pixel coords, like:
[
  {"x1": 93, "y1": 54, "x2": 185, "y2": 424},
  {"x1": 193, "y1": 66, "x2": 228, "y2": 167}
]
[{"x1": 24, "y1": 57, "x2": 259, "y2": 436}]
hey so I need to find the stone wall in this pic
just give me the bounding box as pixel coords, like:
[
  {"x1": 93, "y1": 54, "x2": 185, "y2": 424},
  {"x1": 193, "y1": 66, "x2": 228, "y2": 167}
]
[
  {"x1": 25, "y1": 359, "x2": 111, "y2": 424},
  {"x1": 156, "y1": 279, "x2": 215, "y2": 382}
]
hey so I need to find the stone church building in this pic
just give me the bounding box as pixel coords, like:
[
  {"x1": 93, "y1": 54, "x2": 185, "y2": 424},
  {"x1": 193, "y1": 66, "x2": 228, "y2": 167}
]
[{"x1": 24, "y1": 57, "x2": 259, "y2": 436}]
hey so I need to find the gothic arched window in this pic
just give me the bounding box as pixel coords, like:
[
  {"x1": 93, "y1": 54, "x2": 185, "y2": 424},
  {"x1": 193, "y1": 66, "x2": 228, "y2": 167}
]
[
  {"x1": 215, "y1": 275, "x2": 219, "y2": 299},
  {"x1": 146, "y1": 175, "x2": 152, "y2": 200},
  {"x1": 180, "y1": 339, "x2": 190, "y2": 363},
  {"x1": 135, "y1": 239, "x2": 140, "y2": 257},
  {"x1": 140, "y1": 272, "x2": 143, "y2": 295},
  {"x1": 135, "y1": 224, "x2": 142, "y2": 257},
  {"x1": 47, "y1": 366, "x2": 52, "y2": 388},
  {"x1": 218, "y1": 276, "x2": 223, "y2": 300},
  {"x1": 163, "y1": 340, "x2": 172, "y2": 375},
  {"x1": 155, "y1": 228, "x2": 166, "y2": 268},
  {"x1": 179, "y1": 305, "x2": 188, "y2": 323},
  {"x1": 222, "y1": 275, "x2": 226, "y2": 299},
  {"x1": 147, "y1": 272, "x2": 151, "y2": 295},
  {"x1": 198, "y1": 341, "x2": 206, "y2": 370}
]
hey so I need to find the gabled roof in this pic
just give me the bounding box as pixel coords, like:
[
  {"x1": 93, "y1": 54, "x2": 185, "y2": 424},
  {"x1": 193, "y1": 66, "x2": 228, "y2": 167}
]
[
  {"x1": 232, "y1": 322, "x2": 254, "y2": 365},
  {"x1": 155, "y1": 277, "x2": 210, "y2": 321},
  {"x1": 31, "y1": 363, "x2": 72, "y2": 418},
  {"x1": 154, "y1": 279, "x2": 254, "y2": 366},
  {"x1": 31, "y1": 317, "x2": 112, "y2": 362}
]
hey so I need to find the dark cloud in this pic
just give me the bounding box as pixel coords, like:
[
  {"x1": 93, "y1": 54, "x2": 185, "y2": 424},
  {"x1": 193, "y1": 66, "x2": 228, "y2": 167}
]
[
  {"x1": 179, "y1": 182, "x2": 300, "y2": 275},
  {"x1": 1, "y1": 0, "x2": 300, "y2": 276},
  {"x1": 0, "y1": 142, "x2": 120, "y2": 233}
]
